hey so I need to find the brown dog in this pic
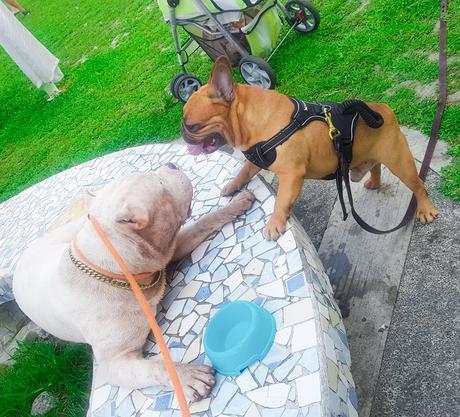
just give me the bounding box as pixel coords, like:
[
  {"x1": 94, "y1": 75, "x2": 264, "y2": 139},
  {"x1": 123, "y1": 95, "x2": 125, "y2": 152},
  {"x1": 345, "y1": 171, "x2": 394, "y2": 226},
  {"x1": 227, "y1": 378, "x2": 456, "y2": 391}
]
[{"x1": 182, "y1": 57, "x2": 438, "y2": 240}]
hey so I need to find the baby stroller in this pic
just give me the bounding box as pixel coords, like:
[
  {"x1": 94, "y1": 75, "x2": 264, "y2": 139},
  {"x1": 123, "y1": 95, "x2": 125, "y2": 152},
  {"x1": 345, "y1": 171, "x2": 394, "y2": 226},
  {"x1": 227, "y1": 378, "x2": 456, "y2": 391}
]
[{"x1": 157, "y1": 0, "x2": 320, "y2": 102}]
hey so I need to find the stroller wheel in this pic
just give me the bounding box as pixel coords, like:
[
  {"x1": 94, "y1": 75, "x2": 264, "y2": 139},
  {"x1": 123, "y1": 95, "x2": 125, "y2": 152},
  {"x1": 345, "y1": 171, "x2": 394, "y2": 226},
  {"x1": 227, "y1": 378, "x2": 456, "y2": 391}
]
[
  {"x1": 285, "y1": 0, "x2": 320, "y2": 33},
  {"x1": 171, "y1": 73, "x2": 202, "y2": 103},
  {"x1": 239, "y1": 57, "x2": 276, "y2": 90}
]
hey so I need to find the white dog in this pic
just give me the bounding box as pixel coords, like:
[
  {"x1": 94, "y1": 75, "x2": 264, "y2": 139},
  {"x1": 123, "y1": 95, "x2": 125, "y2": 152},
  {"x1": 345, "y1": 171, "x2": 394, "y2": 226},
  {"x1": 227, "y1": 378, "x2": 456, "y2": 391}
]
[{"x1": 13, "y1": 163, "x2": 255, "y2": 402}]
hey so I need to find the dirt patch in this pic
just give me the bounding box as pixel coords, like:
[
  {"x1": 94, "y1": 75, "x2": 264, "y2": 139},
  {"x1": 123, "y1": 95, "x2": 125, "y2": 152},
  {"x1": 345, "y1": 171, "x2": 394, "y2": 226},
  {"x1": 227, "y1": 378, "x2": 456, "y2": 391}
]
[
  {"x1": 75, "y1": 55, "x2": 88, "y2": 65},
  {"x1": 349, "y1": 0, "x2": 370, "y2": 17},
  {"x1": 385, "y1": 80, "x2": 438, "y2": 101},
  {"x1": 448, "y1": 90, "x2": 460, "y2": 104},
  {"x1": 110, "y1": 32, "x2": 129, "y2": 49}
]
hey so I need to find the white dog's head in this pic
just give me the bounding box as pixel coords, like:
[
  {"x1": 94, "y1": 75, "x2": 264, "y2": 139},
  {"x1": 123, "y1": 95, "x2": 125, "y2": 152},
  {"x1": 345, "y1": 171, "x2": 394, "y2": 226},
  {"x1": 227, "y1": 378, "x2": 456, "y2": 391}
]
[{"x1": 88, "y1": 164, "x2": 193, "y2": 269}]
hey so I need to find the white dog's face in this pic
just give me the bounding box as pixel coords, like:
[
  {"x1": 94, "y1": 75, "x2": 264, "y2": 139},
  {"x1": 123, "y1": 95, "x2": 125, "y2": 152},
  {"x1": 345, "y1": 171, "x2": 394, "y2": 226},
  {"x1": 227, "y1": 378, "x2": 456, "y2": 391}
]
[{"x1": 89, "y1": 164, "x2": 193, "y2": 256}]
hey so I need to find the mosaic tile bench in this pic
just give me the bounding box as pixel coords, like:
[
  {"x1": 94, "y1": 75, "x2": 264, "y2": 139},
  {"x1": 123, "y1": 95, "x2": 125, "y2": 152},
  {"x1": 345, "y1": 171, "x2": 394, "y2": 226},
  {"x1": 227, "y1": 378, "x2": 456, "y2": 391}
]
[{"x1": 0, "y1": 144, "x2": 357, "y2": 417}]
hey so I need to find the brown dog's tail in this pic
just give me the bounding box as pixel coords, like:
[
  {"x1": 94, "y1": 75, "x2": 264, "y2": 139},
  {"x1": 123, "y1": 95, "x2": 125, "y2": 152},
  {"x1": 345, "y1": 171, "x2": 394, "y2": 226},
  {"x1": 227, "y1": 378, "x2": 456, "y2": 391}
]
[{"x1": 341, "y1": 99, "x2": 384, "y2": 129}]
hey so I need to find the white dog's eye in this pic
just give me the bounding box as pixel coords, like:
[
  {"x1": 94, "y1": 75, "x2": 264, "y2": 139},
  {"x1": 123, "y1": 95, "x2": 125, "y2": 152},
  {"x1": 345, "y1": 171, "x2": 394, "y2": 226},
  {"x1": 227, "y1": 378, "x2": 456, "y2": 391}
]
[{"x1": 120, "y1": 218, "x2": 134, "y2": 223}]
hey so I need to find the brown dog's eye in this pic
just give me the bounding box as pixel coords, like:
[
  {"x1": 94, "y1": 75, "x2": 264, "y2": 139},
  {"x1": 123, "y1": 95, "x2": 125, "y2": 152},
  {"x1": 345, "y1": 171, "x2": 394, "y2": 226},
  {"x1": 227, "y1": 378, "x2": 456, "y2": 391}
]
[{"x1": 185, "y1": 123, "x2": 201, "y2": 133}]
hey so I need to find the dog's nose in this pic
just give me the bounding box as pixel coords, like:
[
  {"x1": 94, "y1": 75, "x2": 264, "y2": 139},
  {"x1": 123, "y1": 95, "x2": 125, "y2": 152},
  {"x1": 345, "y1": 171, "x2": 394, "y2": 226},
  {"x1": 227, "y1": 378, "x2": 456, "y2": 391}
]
[{"x1": 165, "y1": 162, "x2": 179, "y2": 170}]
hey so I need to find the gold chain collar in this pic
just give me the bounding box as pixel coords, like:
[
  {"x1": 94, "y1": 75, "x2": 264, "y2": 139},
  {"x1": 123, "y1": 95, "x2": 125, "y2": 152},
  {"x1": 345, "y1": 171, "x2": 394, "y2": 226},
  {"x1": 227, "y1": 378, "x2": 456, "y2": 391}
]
[{"x1": 69, "y1": 247, "x2": 163, "y2": 290}]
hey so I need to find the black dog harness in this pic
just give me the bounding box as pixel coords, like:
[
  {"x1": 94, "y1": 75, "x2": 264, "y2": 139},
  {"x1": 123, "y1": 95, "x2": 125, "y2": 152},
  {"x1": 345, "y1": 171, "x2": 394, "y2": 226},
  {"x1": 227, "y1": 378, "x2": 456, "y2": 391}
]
[
  {"x1": 242, "y1": 98, "x2": 364, "y2": 171},
  {"x1": 241, "y1": 98, "x2": 414, "y2": 234}
]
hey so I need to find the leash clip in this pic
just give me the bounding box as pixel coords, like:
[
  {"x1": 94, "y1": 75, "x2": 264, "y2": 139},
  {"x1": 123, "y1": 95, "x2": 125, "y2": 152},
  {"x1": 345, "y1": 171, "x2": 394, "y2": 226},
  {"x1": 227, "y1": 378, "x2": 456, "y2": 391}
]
[{"x1": 323, "y1": 107, "x2": 340, "y2": 140}]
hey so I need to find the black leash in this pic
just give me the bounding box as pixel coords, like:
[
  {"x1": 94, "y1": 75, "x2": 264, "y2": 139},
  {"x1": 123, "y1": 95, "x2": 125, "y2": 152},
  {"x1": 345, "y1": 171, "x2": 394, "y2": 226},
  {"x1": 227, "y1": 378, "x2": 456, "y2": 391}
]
[{"x1": 337, "y1": 0, "x2": 448, "y2": 234}]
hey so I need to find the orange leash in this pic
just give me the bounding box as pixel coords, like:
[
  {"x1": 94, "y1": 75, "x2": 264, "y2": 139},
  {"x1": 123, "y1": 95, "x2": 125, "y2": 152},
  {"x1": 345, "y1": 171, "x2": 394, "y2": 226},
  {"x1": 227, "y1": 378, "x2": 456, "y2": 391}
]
[{"x1": 88, "y1": 215, "x2": 191, "y2": 417}]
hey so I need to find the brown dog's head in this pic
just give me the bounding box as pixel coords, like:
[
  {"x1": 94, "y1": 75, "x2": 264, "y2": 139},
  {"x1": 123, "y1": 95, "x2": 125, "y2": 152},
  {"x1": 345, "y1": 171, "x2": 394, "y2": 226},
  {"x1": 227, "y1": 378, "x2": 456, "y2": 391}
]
[{"x1": 182, "y1": 56, "x2": 235, "y2": 155}]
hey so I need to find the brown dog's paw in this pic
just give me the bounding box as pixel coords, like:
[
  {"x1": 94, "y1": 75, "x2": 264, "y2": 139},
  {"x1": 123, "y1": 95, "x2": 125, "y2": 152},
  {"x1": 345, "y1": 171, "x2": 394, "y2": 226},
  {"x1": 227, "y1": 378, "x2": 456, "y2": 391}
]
[
  {"x1": 221, "y1": 180, "x2": 241, "y2": 197},
  {"x1": 223, "y1": 191, "x2": 256, "y2": 218},
  {"x1": 416, "y1": 204, "x2": 439, "y2": 225},
  {"x1": 176, "y1": 364, "x2": 216, "y2": 403},
  {"x1": 363, "y1": 178, "x2": 381, "y2": 190},
  {"x1": 263, "y1": 216, "x2": 287, "y2": 240}
]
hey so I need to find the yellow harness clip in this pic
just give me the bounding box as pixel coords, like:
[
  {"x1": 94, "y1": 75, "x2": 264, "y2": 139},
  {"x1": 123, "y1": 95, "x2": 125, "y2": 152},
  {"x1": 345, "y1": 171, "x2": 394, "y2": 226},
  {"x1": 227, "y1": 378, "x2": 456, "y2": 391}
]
[{"x1": 323, "y1": 107, "x2": 340, "y2": 140}]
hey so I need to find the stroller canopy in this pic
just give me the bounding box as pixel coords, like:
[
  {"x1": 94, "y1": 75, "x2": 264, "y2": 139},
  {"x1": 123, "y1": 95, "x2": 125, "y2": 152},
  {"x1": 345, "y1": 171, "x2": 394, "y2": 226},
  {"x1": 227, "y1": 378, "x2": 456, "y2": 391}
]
[{"x1": 157, "y1": 0, "x2": 265, "y2": 21}]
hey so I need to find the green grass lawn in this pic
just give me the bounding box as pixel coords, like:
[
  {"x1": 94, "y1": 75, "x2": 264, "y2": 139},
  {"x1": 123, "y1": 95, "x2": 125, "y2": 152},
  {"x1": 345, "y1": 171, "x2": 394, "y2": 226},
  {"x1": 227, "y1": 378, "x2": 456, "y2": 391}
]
[
  {"x1": 0, "y1": 0, "x2": 459, "y2": 202},
  {"x1": 0, "y1": 341, "x2": 92, "y2": 417}
]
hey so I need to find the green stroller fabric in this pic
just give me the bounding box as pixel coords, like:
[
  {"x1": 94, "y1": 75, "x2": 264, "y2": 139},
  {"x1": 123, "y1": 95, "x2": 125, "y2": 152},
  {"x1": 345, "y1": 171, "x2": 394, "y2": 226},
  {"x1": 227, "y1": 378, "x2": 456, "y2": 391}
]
[{"x1": 157, "y1": 0, "x2": 265, "y2": 21}]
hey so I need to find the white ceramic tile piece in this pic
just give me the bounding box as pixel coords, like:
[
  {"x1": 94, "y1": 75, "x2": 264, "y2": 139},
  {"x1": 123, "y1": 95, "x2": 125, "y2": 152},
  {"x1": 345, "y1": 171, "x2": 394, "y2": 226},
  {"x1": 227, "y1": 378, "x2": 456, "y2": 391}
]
[
  {"x1": 166, "y1": 317, "x2": 182, "y2": 335},
  {"x1": 253, "y1": 364, "x2": 269, "y2": 386},
  {"x1": 220, "y1": 234, "x2": 237, "y2": 249},
  {"x1": 283, "y1": 299, "x2": 315, "y2": 327},
  {"x1": 277, "y1": 231, "x2": 296, "y2": 253},
  {"x1": 224, "y1": 270, "x2": 244, "y2": 292},
  {"x1": 324, "y1": 333, "x2": 337, "y2": 363},
  {"x1": 257, "y1": 280, "x2": 285, "y2": 298},
  {"x1": 115, "y1": 387, "x2": 133, "y2": 408},
  {"x1": 239, "y1": 288, "x2": 257, "y2": 301},
  {"x1": 189, "y1": 397, "x2": 211, "y2": 413},
  {"x1": 195, "y1": 272, "x2": 211, "y2": 282},
  {"x1": 179, "y1": 312, "x2": 199, "y2": 337},
  {"x1": 296, "y1": 372, "x2": 321, "y2": 406},
  {"x1": 244, "y1": 259, "x2": 264, "y2": 275},
  {"x1": 261, "y1": 196, "x2": 275, "y2": 215},
  {"x1": 132, "y1": 390, "x2": 147, "y2": 411},
  {"x1": 236, "y1": 370, "x2": 259, "y2": 393},
  {"x1": 177, "y1": 281, "x2": 202, "y2": 299},
  {"x1": 191, "y1": 241, "x2": 210, "y2": 264},
  {"x1": 183, "y1": 337, "x2": 201, "y2": 363},
  {"x1": 141, "y1": 411, "x2": 161, "y2": 417},
  {"x1": 287, "y1": 365, "x2": 303, "y2": 381},
  {"x1": 318, "y1": 302, "x2": 330, "y2": 319},
  {"x1": 165, "y1": 299, "x2": 187, "y2": 321},
  {"x1": 246, "y1": 384, "x2": 291, "y2": 408},
  {"x1": 206, "y1": 286, "x2": 224, "y2": 305},
  {"x1": 91, "y1": 385, "x2": 112, "y2": 411},
  {"x1": 244, "y1": 403, "x2": 261, "y2": 417},
  {"x1": 222, "y1": 223, "x2": 234, "y2": 238},
  {"x1": 219, "y1": 247, "x2": 232, "y2": 258},
  {"x1": 274, "y1": 326, "x2": 292, "y2": 345},
  {"x1": 224, "y1": 243, "x2": 242, "y2": 263},
  {"x1": 291, "y1": 320, "x2": 317, "y2": 352},
  {"x1": 195, "y1": 304, "x2": 212, "y2": 315},
  {"x1": 274, "y1": 265, "x2": 288, "y2": 278}
]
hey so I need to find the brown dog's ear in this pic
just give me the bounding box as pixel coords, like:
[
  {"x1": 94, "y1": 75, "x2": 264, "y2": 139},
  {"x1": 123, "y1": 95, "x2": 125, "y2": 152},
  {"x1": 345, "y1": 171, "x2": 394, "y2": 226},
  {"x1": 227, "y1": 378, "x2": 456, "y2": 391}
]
[
  {"x1": 209, "y1": 56, "x2": 234, "y2": 101},
  {"x1": 116, "y1": 205, "x2": 149, "y2": 231}
]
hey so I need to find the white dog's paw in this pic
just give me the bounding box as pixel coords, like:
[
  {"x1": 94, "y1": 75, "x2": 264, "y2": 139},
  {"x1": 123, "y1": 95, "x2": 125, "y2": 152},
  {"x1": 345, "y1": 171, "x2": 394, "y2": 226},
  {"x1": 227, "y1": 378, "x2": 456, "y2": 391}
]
[
  {"x1": 176, "y1": 364, "x2": 216, "y2": 403},
  {"x1": 223, "y1": 191, "x2": 256, "y2": 219}
]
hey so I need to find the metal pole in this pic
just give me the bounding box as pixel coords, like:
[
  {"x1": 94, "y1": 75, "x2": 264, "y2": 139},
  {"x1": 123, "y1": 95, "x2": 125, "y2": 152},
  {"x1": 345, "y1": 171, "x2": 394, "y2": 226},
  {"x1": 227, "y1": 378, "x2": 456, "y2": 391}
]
[{"x1": 169, "y1": 6, "x2": 186, "y2": 71}]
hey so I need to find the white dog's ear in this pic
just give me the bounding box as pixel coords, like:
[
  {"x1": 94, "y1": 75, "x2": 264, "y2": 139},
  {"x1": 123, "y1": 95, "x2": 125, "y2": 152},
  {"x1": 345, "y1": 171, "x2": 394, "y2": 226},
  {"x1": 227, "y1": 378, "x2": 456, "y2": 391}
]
[
  {"x1": 209, "y1": 56, "x2": 234, "y2": 102},
  {"x1": 116, "y1": 205, "x2": 149, "y2": 231}
]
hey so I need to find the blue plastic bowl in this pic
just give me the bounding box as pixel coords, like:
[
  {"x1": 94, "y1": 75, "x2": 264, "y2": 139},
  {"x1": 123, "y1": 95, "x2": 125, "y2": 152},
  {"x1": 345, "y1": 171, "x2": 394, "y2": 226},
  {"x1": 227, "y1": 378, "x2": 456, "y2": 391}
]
[{"x1": 203, "y1": 301, "x2": 276, "y2": 376}]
